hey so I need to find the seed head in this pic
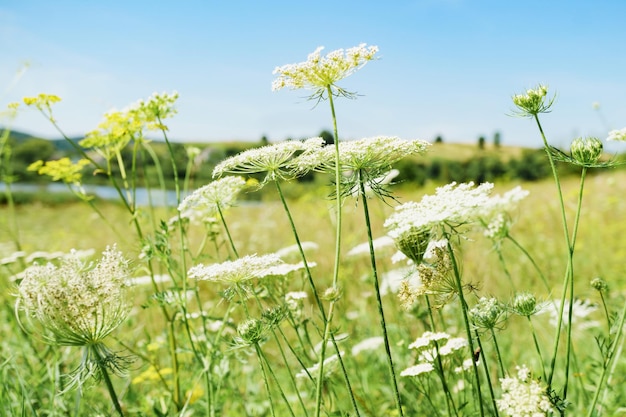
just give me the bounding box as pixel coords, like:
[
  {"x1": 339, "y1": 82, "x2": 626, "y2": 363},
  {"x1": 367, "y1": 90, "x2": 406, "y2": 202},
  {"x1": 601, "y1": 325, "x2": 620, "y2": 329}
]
[{"x1": 570, "y1": 137, "x2": 603, "y2": 165}]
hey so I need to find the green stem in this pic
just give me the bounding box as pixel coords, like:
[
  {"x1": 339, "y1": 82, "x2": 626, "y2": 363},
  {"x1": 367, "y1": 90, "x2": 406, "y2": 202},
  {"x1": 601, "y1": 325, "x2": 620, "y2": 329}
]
[
  {"x1": 257, "y1": 344, "x2": 297, "y2": 417},
  {"x1": 217, "y1": 203, "x2": 239, "y2": 258},
  {"x1": 474, "y1": 330, "x2": 499, "y2": 417},
  {"x1": 489, "y1": 328, "x2": 505, "y2": 379},
  {"x1": 358, "y1": 171, "x2": 403, "y2": 416},
  {"x1": 255, "y1": 344, "x2": 277, "y2": 417},
  {"x1": 505, "y1": 234, "x2": 551, "y2": 294},
  {"x1": 587, "y1": 299, "x2": 626, "y2": 417},
  {"x1": 92, "y1": 345, "x2": 125, "y2": 417},
  {"x1": 526, "y1": 316, "x2": 547, "y2": 382},
  {"x1": 445, "y1": 236, "x2": 485, "y2": 417}
]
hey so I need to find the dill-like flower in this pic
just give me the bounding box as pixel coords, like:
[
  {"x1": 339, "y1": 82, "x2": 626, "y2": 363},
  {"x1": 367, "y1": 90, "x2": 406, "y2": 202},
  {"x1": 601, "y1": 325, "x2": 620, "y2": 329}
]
[
  {"x1": 511, "y1": 84, "x2": 555, "y2": 117},
  {"x1": 22, "y1": 93, "x2": 61, "y2": 121},
  {"x1": 295, "y1": 136, "x2": 429, "y2": 198},
  {"x1": 187, "y1": 254, "x2": 284, "y2": 284},
  {"x1": 177, "y1": 176, "x2": 246, "y2": 223},
  {"x1": 477, "y1": 185, "x2": 529, "y2": 242},
  {"x1": 16, "y1": 246, "x2": 131, "y2": 345},
  {"x1": 27, "y1": 157, "x2": 91, "y2": 185},
  {"x1": 272, "y1": 43, "x2": 378, "y2": 100},
  {"x1": 497, "y1": 365, "x2": 554, "y2": 416},
  {"x1": 351, "y1": 336, "x2": 384, "y2": 356},
  {"x1": 607, "y1": 127, "x2": 626, "y2": 142},
  {"x1": 212, "y1": 137, "x2": 324, "y2": 184}
]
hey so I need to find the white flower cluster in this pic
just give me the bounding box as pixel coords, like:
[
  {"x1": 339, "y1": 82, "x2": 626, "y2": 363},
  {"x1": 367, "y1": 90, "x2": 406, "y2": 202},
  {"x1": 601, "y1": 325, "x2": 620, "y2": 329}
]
[
  {"x1": 497, "y1": 365, "x2": 554, "y2": 416},
  {"x1": 212, "y1": 137, "x2": 324, "y2": 182},
  {"x1": 272, "y1": 43, "x2": 378, "y2": 93},
  {"x1": 607, "y1": 127, "x2": 626, "y2": 142},
  {"x1": 188, "y1": 254, "x2": 284, "y2": 284},
  {"x1": 401, "y1": 331, "x2": 469, "y2": 378},
  {"x1": 385, "y1": 182, "x2": 495, "y2": 239},
  {"x1": 177, "y1": 176, "x2": 246, "y2": 223},
  {"x1": 17, "y1": 246, "x2": 131, "y2": 345}
]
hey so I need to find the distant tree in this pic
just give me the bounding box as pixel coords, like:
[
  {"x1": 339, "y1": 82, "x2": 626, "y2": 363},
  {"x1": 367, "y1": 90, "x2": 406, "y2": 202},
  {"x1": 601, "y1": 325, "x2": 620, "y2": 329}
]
[
  {"x1": 494, "y1": 131, "x2": 501, "y2": 148},
  {"x1": 434, "y1": 135, "x2": 443, "y2": 144},
  {"x1": 478, "y1": 136, "x2": 486, "y2": 150},
  {"x1": 319, "y1": 130, "x2": 334, "y2": 146},
  {"x1": 260, "y1": 135, "x2": 269, "y2": 146}
]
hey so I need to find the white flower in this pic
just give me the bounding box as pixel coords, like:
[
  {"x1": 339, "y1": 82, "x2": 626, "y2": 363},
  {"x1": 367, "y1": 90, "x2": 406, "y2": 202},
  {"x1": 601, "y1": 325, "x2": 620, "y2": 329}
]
[
  {"x1": 400, "y1": 363, "x2": 435, "y2": 377},
  {"x1": 177, "y1": 176, "x2": 246, "y2": 223},
  {"x1": 408, "y1": 331, "x2": 450, "y2": 350},
  {"x1": 546, "y1": 298, "x2": 599, "y2": 330},
  {"x1": 274, "y1": 241, "x2": 319, "y2": 260},
  {"x1": 296, "y1": 352, "x2": 345, "y2": 380},
  {"x1": 497, "y1": 365, "x2": 554, "y2": 416},
  {"x1": 347, "y1": 236, "x2": 395, "y2": 257},
  {"x1": 351, "y1": 336, "x2": 384, "y2": 356},
  {"x1": 187, "y1": 254, "x2": 284, "y2": 284},
  {"x1": 272, "y1": 43, "x2": 378, "y2": 97},
  {"x1": 607, "y1": 127, "x2": 626, "y2": 142},
  {"x1": 438, "y1": 337, "x2": 468, "y2": 356},
  {"x1": 380, "y1": 267, "x2": 421, "y2": 296}
]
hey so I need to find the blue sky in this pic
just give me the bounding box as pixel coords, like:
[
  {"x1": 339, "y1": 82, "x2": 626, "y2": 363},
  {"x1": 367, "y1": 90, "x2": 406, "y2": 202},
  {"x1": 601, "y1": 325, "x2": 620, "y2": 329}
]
[{"x1": 1, "y1": 0, "x2": 625, "y2": 149}]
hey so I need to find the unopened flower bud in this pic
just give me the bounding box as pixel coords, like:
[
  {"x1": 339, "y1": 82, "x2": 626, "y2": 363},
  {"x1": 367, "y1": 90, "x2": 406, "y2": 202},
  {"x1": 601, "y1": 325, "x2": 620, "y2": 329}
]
[
  {"x1": 396, "y1": 228, "x2": 431, "y2": 264},
  {"x1": 511, "y1": 292, "x2": 538, "y2": 317},
  {"x1": 590, "y1": 277, "x2": 608, "y2": 292},
  {"x1": 570, "y1": 137, "x2": 603, "y2": 165}
]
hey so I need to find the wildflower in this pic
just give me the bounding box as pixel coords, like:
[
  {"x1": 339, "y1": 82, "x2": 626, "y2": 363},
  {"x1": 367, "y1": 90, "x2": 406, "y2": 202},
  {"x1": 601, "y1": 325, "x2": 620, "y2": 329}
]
[
  {"x1": 235, "y1": 318, "x2": 266, "y2": 346},
  {"x1": 570, "y1": 137, "x2": 603, "y2": 165},
  {"x1": 187, "y1": 254, "x2": 284, "y2": 284},
  {"x1": 477, "y1": 186, "x2": 529, "y2": 242},
  {"x1": 296, "y1": 352, "x2": 345, "y2": 380},
  {"x1": 497, "y1": 365, "x2": 554, "y2": 416},
  {"x1": 22, "y1": 93, "x2": 61, "y2": 121},
  {"x1": 272, "y1": 43, "x2": 378, "y2": 100},
  {"x1": 212, "y1": 137, "x2": 324, "y2": 184},
  {"x1": 380, "y1": 267, "x2": 421, "y2": 296},
  {"x1": 510, "y1": 292, "x2": 542, "y2": 317},
  {"x1": 347, "y1": 235, "x2": 395, "y2": 258},
  {"x1": 274, "y1": 241, "x2": 319, "y2": 260},
  {"x1": 590, "y1": 277, "x2": 608, "y2": 292},
  {"x1": 16, "y1": 246, "x2": 131, "y2": 345},
  {"x1": 547, "y1": 298, "x2": 599, "y2": 330},
  {"x1": 27, "y1": 158, "x2": 91, "y2": 185},
  {"x1": 400, "y1": 363, "x2": 434, "y2": 377},
  {"x1": 294, "y1": 136, "x2": 429, "y2": 199},
  {"x1": 607, "y1": 127, "x2": 626, "y2": 142},
  {"x1": 384, "y1": 182, "x2": 495, "y2": 247},
  {"x1": 351, "y1": 336, "x2": 384, "y2": 356},
  {"x1": 134, "y1": 91, "x2": 179, "y2": 129},
  {"x1": 511, "y1": 84, "x2": 555, "y2": 117},
  {"x1": 469, "y1": 297, "x2": 506, "y2": 330},
  {"x1": 177, "y1": 176, "x2": 246, "y2": 224},
  {"x1": 408, "y1": 331, "x2": 450, "y2": 351},
  {"x1": 438, "y1": 337, "x2": 468, "y2": 356},
  {"x1": 80, "y1": 108, "x2": 143, "y2": 159}
]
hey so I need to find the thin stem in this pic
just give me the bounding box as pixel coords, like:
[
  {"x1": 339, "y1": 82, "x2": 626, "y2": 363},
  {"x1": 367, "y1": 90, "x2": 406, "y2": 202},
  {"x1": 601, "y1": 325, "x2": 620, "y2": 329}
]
[
  {"x1": 445, "y1": 236, "x2": 485, "y2": 417},
  {"x1": 526, "y1": 316, "x2": 547, "y2": 382},
  {"x1": 92, "y1": 345, "x2": 124, "y2": 417},
  {"x1": 489, "y1": 328, "x2": 505, "y2": 379},
  {"x1": 474, "y1": 330, "x2": 499, "y2": 417},
  {"x1": 505, "y1": 234, "x2": 551, "y2": 294},
  {"x1": 358, "y1": 171, "x2": 403, "y2": 416},
  {"x1": 217, "y1": 203, "x2": 239, "y2": 258},
  {"x1": 255, "y1": 344, "x2": 277, "y2": 417},
  {"x1": 257, "y1": 344, "x2": 297, "y2": 417}
]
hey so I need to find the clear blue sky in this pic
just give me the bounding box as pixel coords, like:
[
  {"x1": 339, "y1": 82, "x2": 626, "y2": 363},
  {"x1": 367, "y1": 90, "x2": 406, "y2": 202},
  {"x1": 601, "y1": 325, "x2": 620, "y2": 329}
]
[{"x1": 1, "y1": 0, "x2": 625, "y2": 149}]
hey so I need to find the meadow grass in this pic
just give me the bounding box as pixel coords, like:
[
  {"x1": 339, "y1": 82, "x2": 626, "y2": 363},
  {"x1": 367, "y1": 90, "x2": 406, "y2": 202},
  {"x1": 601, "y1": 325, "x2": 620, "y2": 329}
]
[{"x1": 1, "y1": 46, "x2": 626, "y2": 417}]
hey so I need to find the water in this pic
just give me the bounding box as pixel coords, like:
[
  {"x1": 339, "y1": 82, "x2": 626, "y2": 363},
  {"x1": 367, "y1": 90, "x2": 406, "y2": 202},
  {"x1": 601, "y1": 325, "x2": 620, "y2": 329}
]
[{"x1": 1, "y1": 182, "x2": 182, "y2": 206}]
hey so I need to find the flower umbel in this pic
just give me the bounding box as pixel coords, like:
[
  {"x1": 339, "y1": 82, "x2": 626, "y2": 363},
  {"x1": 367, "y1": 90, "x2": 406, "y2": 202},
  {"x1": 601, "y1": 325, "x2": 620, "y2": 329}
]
[
  {"x1": 497, "y1": 365, "x2": 554, "y2": 416},
  {"x1": 607, "y1": 127, "x2": 626, "y2": 142},
  {"x1": 187, "y1": 254, "x2": 284, "y2": 284},
  {"x1": 177, "y1": 176, "x2": 246, "y2": 223},
  {"x1": 16, "y1": 246, "x2": 131, "y2": 345},
  {"x1": 272, "y1": 43, "x2": 378, "y2": 100},
  {"x1": 511, "y1": 84, "x2": 555, "y2": 117},
  {"x1": 27, "y1": 158, "x2": 91, "y2": 185}
]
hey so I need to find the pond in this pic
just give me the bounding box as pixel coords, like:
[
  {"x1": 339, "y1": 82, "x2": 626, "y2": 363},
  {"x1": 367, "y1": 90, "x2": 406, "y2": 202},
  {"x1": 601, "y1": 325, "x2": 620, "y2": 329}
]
[{"x1": 1, "y1": 182, "x2": 183, "y2": 206}]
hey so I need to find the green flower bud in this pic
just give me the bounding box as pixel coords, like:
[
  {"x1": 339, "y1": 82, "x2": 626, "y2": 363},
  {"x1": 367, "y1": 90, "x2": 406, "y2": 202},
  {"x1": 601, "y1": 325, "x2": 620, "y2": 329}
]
[
  {"x1": 396, "y1": 228, "x2": 431, "y2": 264},
  {"x1": 237, "y1": 319, "x2": 265, "y2": 345},
  {"x1": 570, "y1": 137, "x2": 603, "y2": 165},
  {"x1": 511, "y1": 292, "x2": 538, "y2": 317},
  {"x1": 590, "y1": 277, "x2": 609, "y2": 292},
  {"x1": 469, "y1": 297, "x2": 504, "y2": 329}
]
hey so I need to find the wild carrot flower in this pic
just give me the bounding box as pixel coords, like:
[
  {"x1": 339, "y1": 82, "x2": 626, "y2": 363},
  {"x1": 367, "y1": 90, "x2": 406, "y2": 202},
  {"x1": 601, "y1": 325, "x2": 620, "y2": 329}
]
[
  {"x1": 272, "y1": 43, "x2": 378, "y2": 100},
  {"x1": 510, "y1": 292, "x2": 544, "y2": 317},
  {"x1": 570, "y1": 137, "x2": 603, "y2": 165},
  {"x1": 469, "y1": 297, "x2": 506, "y2": 330},
  {"x1": 16, "y1": 246, "x2": 131, "y2": 345},
  {"x1": 351, "y1": 336, "x2": 384, "y2": 356},
  {"x1": 296, "y1": 352, "x2": 345, "y2": 380},
  {"x1": 295, "y1": 136, "x2": 430, "y2": 198},
  {"x1": 177, "y1": 176, "x2": 246, "y2": 224},
  {"x1": 511, "y1": 84, "x2": 555, "y2": 117},
  {"x1": 188, "y1": 254, "x2": 284, "y2": 284},
  {"x1": 497, "y1": 365, "x2": 554, "y2": 416},
  {"x1": 477, "y1": 185, "x2": 529, "y2": 242},
  {"x1": 400, "y1": 363, "x2": 435, "y2": 377},
  {"x1": 212, "y1": 137, "x2": 324, "y2": 184},
  {"x1": 385, "y1": 182, "x2": 494, "y2": 244},
  {"x1": 607, "y1": 127, "x2": 626, "y2": 142}
]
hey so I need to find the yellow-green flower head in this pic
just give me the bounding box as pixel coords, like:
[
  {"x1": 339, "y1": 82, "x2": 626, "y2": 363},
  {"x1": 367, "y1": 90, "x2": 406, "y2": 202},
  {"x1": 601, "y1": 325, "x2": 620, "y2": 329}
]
[
  {"x1": 570, "y1": 136, "x2": 603, "y2": 165},
  {"x1": 607, "y1": 127, "x2": 626, "y2": 142},
  {"x1": 134, "y1": 91, "x2": 179, "y2": 129},
  {"x1": 22, "y1": 93, "x2": 61, "y2": 110},
  {"x1": 212, "y1": 137, "x2": 325, "y2": 183},
  {"x1": 80, "y1": 108, "x2": 143, "y2": 158},
  {"x1": 187, "y1": 253, "x2": 284, "y2": 284},
  {"x1": 590, "y1": 277, "x2": 608, "y2": 292},
  {"x1": 511, "y1": 84, "x2": 554, "y2": 117},
  {"x1": 178, "y1": 176, "x2": 246, "y2": 224},
  {"x1": 27, "y1": 157, "x2": 90, "y2": 184},
  {"x1": 272, "y1": 43, "x2": 378, "y2": 99},
  {"x1": 16, "y1": 246, "x2": 131, "y2": 346}
]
